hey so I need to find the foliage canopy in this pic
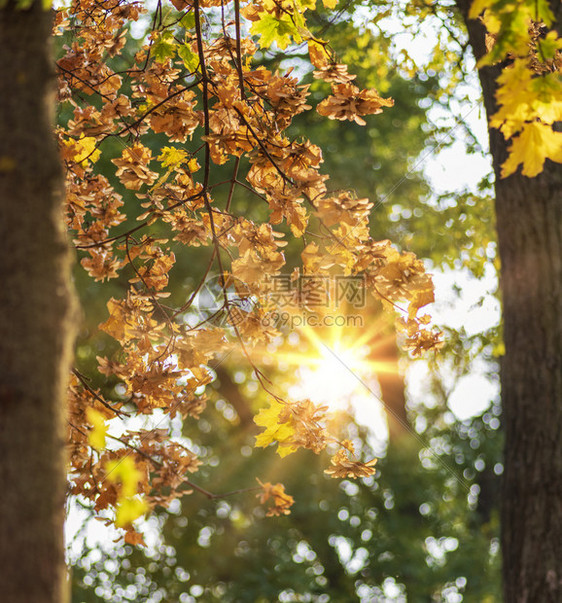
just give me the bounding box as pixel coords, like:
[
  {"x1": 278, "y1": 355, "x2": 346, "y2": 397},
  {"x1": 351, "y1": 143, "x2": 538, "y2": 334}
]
[{"x1": 53, "y1": 0, "x2": 560, "y2": 565}]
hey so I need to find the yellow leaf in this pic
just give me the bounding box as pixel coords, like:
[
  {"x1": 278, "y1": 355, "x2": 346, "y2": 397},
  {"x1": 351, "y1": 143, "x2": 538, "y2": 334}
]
[
  {"x1": 105, "y1": 456, "x2": 148, "y2": 527},
  {"x1": 86, "y1": 407, "x2": 107, "y2": 450},
  {"x1": 99, "y1": 298, "x2": 128, "y2": 342},
  {"x1": 322, "y1": 0, "x2": 338, "y2": 8},
  {"x1": 105, "y1": 456, "x2": 143, "y2": 497},
  {"x1": 158, "y1": 146, "x2": 188, "y2": 168},
  {"x1": 468, "y1": 0, "x2": 491, "y2": 19},
  {"x1": 77, "y1": 136, "x2": 100, "y2": 165},
  {"x1": 114, "y1": 496, "x2": 148, "y2": 528},
  {"x1": 491, "y1": 61, "x2": 562, "y2": 139},
  {"x1": 63, "y1": 134, "x2": 101, "y2": 167},
  {"x1": 501, "y1": 122, "x2": 562, "y2": 178},
  {"x1": 254, "y1": 400, "x2": 298, "y2": 457}
]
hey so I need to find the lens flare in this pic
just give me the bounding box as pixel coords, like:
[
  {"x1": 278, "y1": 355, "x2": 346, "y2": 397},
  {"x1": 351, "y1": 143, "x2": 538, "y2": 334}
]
[{"x1": 276, "y1": 324, "x2": 400, "y2": 412}]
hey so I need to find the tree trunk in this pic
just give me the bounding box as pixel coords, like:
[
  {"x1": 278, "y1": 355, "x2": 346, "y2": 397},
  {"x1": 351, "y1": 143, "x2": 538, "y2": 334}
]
[
  {"x1": 456, "y1": 2, "x2": 562, "y2": 600},
  {"x1": 0, "y1": 2, "x2": 76, "y2": 602},
  {"x1": 374, "y1": 332, "x2": 410, "y2": 443}
]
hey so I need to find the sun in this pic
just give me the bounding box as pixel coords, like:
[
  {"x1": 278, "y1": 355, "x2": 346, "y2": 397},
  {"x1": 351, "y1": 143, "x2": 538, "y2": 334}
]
[
  {"x1": 288, "y1": 332, "x2": 369, "y2": 409},
  {"x1": 277, "y1": 324, "x2": 396, "y2": 412},
  {"x1": 246, "y1": 318, "x2": 404, "y2": 439}
]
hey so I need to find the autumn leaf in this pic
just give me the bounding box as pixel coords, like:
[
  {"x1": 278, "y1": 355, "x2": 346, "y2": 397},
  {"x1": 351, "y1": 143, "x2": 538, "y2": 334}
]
[
  {"x1": 254, "y1": 400, "x2": 298, "y2": 457},
  {"x1": 112, "y1": 144, "x2": 157, "y2": 190},
  {"x1": 501, "y1": 121, "x2": 562, "y2": 178},
  {"x1": 308, "y1": 40, "x2": 330, "y2": 69},
  {"x1": 99, "y1": 298, "x2": 129, "y2": 342},
  {"x1": 317, "y1": 83, "x2": 393, "y2": 125},
  {"x1": 177, "y1": 43, "x2": 199, "y2": 72},
  {"x1": 324, "y1": 441, "x2": 377, "y2": 479},
  {"x1": 114, "y1": 496, "x2": 149, "y2": 528},
  {"x1": 85, "y1": 407, "x2": 107, "y2": 451},
  {"x1": 105, "y1": 456, "x2": 148, "y2": 528},
  {"x1": 490, "y1": 60, "x2": 562, "y2": 139},
  {"x1": 257, "y1": 479, "x2": 294, "y2": 516},
  {"x1": 255, "y1": 399, "x2": 329, "y2": 456},
  {"x1": 62, "y1": 134, "x2": 100, "y2": 167},
  {"x1": 158, "y1": 146, "x2": 188, "y2": 168},
  {"x1": 124, "y1": 529, "x2": 146, "y2": 546},
  {"x1": 152, "y1": 30, "x2": 176, "y2": 63},
  {"x1": 105, "y1": 456, "x2": 143, "y2": 498}
]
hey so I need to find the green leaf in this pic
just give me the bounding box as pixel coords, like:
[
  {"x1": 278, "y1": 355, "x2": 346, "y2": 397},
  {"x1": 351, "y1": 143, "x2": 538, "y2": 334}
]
[
  {"x1": 534, "y1": 0, "x2": 555, "y2": 26},
  {"x1": 538, "y1": 31, "x2": 562, "y2": 60},
  {"x1": 152, "y1": 30, "x2": 176, "y2": 63},
  {"x1": 178, "y1": 43, "x2": 199, "y2": 72},
  {"x1": 180, "y1": 12, "x2": 195, "y2": 30},
  {"x1": 250, "y1": 14, "x2": 301, "y2": 50}
]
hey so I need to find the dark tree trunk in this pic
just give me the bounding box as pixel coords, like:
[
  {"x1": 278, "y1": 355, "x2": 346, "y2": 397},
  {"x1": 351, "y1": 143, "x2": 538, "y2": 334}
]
[
  {"x1": 374, "y1": 332, "x2": 410, "y2": 443},
  {"x1": 456, "y1": 2, "x2": 562, "y2": 600},
  {"x1": 0, "y1": 2, "x2": 76, "y2": 602}
]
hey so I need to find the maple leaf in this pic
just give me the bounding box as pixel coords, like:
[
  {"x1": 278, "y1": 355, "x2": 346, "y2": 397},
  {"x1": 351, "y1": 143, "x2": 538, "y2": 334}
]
[
  {"x1": 308, "y1": 40, "x2": 330, "y2": 69},
  {"x1": 501, "y1": 121, "x2": 562, "y2": 178},
  {"x1": 490, "y1": 60, "x2": 562, "y2": 139},
  {"x1": 105, "y1": 456, "x2": 144, "y2": 498},
  {"x1": 158, "y1": 146, "x2": 188, "y2": 168},
  {"x1": 255, "y1": 399, "x2": 329, "y2": 456},
  {"x1": 232, "y1": 248, "x2": 285, "y2": 285},
  {"x1": 149, "y1": 91, "x2": 202, "y2": 143},
  {"x1": 62, "y1": 134, "x2": 100, "y2": 167},
  {"x1": 81, "y1": 249, "x2": 123, "y2": 282},
  {"x1": 254, "y1": 400, "x2": 299, "y2": 457},
  {"x1": 177, "y1": 43, "x2": 199, "y2": 72},
  {"x1": 124, "y1": 529, "x2": 146, "y2": 546},
  {"x1": 114, "y1": 496, "x2": 149, "y2": 528},
  {"x1": 324, "y1": 441, "x2": 377, "y2": 479},
  {"x1": 99, "y1": 298, "x2": 129, "y2": 342},
  {"x1": 112, "y1": 144, "x2": 157, "y2": 190},
  {"x1": 105, "y1": 456, "x2": 149, "y2": 527},
  {"x1": 404, "y1": 327, "x2": 443, "y2": 358},
  {"x1": 86, "y1": 407, "x2": 107, "y2": 451},
  {"x1": 151, "y1": 30, "x2": 176, "y2": 64},
  {"x1": 317, "y1": 83, "x2": 393, "y2": 125},
  {"x1": 250, "y1": 14, "x2": 301, "y2": 50},
  {"x1": 315, "y1": 192, "x2": 372, "y2": 227},
  {"x1": 257, "y1": 479, "x2": 295, "y2": 516}
]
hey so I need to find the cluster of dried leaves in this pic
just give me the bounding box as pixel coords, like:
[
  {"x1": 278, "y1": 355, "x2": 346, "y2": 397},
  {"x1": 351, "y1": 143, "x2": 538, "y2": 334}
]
[{"x1": 57, "y1": 0, "x2": 441, "y2": 541}]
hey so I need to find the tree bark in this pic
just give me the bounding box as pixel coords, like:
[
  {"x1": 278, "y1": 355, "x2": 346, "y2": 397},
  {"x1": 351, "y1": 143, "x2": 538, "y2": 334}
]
[
  {"x1": 456, "y1": 2, "x2": 562, "y2": 600},
  {"x1": 374, "y1": 332, "x2": 410, "y2": 443},
  {"x1": 0, "y1": 2, "x2": 76, "y2": 602}
]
